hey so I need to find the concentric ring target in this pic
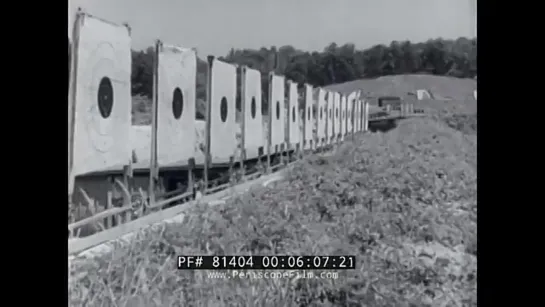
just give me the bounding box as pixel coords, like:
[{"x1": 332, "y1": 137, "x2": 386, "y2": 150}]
[{"x1": 83, "y1": 42, "x2": 120, "y2": 153}]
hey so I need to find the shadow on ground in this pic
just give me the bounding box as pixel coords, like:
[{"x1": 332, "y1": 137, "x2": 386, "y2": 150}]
[{"x1": 368, "y1": 119, "x2": 398, "y2": 133}]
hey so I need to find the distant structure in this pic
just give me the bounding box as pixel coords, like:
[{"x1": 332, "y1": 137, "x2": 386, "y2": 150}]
[{"x1": 416, "y1": 89, "x2": 432, "y2": 100}]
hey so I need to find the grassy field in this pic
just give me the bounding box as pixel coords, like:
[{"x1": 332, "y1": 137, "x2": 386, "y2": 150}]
[
  {"x1": 71, "y1": 75, "x2": 477, "y2": 306},
  {"x1": 69, "y1": 117, "x2": 476, "y2": 306}
]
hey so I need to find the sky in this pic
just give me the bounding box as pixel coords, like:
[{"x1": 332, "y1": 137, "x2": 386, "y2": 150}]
[{"x1": 68, "y1": 0, "x2": 476, "y2": 57}]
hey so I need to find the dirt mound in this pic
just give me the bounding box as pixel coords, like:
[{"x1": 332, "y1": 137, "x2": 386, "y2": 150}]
[
  {"x1": 70, "y1": 116, "x2": 476, "y2": 307},
  {"x1": 324, "y1": 74, "x2": 477, "y2": 103}
]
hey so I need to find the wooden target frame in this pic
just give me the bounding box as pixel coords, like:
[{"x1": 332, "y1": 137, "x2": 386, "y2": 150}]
[
  {"x1": 346, "y1": 91, "x2": 356, "y2": 135},
  {"x1": 354, "y1": 91, "x2": 362, "y2": 132},
  {"x1": 268, "y1": 73, "x2": 285, "y2": 153},
  {"x1": 340, "y1": 94, "x2": 347, "y2": 141},
  {"x1": 287, "y1": 81, "x2": 300, "y2": 149},
  {"x1": 362, "y1": 100, "x2": 370, "y2": 132},
  {"x1": 68, "y1": 9, "x2": 132, "y2": 196},
  {"x1": 333, "y1": 92, "x2": 341, "y2": 142},
  {"x1": 303, "y1": 84, "x2": 314, "y2": 150},
  {"x1": 206, "y1": 56, "x2": 238, "y2": 163},
  {"x1": 240, "y1": 66, "x2": 263, "y2": 160},
  {"x1": 325, "y1": 91, "x2": 334, "y2": 144},
  {"x1": 149, "y1": 40, "x2": 196, "y2": 204},
  {"x1": 153, "y1": 42, "x2": 196, "y2": 166},
  {"x1": 316, "y1": 88, "x2": 327, "y2": 148}
]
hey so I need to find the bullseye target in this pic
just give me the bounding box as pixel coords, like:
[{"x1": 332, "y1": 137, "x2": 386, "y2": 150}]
[
  {"x1": 287, "y1": 81, "x2": 300, "y2": 147},
  {"x1": 71, "y1": 12, "x2": 131, "y2": 177},
  {"x1": 269, "y1": 74, "x2": 285, "y2": 151},
  {"x1": 326, "y1": 91, "x2": 334, "y2": 143},
  {"x1": 242, "y1": 67, "x2": 263, "y2": 159},
  {"x1": 340, "y1": 94, "x2": 347, "y2": 141},
  {"x1": 303, "y1": 84, "x2": 314, "y2": 150},
  {"x1": 209, "y1": 58, "x2": 237, "y2": 162},
  {"x1": 316, "y1": 88, "x2": 327, "y2": 148},
  {"x1": 155, "y1": 43, "x2": 196, "y2": 166}
]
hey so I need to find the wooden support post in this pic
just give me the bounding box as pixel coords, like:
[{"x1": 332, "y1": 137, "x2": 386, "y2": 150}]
[
  {"x1": 122, "y1": 164, "x2": 133, "y2": 223},
  {"x1": 239, "y1": 66, "x2": 246, "y2": 181},
  {"x1": 68, "y1": 11, "x2": 84, "y2": 205},
  {"x1": 364, "y1": 101, "x2": 369, "y2": 132},
  {"x1": 204, "y1": 55, "x2": 214, "y2": 191},
  {"x1": 228, "y1": 156, "x2": 235, "y2": 186},
  {"x1": 105, "y1": 191, "x2": 115, "y2": 228},
  {"x1": 266, "y1": 72, "x2": 274, "y2": 174},
  {"x1": 187, "y1": 158, "x2": 195, "y2": 199},
  {"x1": 148, "y1": 40, "x2": 161, "y2": 210}
]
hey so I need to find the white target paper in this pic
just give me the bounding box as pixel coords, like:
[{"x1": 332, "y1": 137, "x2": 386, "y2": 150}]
[
  {"x1": 210, "y1": 59, "x2": 237, "y2": 162},
  {"x1": 71, "y1": 13, "x2": 131, "y2": 176},
  {"x1": 288, "y1": 81, "x2": 300, "y2": 146},
  {"x1": 303, "y1": 84, "x2": 314, "y2": 150},
  {"x1": 340, "y1": 94, "x2": 347, "y2": 140},
  {"x1": 156, "y1": 44, "x2": 196, "y2": 165},
  {"x1": 326, "y1": 92, "x2": 334, "y2": 143},
  {"x1": 269, "y1": 74, "x2": 285, "y2": 150},
  {"x1": 243, "y1": 67, "x2": 263, "y2": 158},
  {"x1": 333, "y1": 93, "x2": 341, "y2": 139}
]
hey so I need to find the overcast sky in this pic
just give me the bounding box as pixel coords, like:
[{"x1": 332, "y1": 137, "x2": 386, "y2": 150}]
[{"x1": 69, "y1": 0, "x2": 476, "y2": 56}]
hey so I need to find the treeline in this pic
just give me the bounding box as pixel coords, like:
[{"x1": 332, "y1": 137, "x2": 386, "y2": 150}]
[
  {"x1": 128, "y1": 37, "x2": 476, "y2": 100},
  {"x1": 68, "y1": 37, "x2": 477, "y2": 113}
]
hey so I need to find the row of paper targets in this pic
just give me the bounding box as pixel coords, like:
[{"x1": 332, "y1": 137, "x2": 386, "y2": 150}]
[{"x1": 68, "y1": 11, "x2": 370, "y2": 183}]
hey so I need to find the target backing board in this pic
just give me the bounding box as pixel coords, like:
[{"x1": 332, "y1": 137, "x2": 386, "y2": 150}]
[
  {"x1": 287, "y1": 81, "x2": 300, "y2": 147},
  {"x1": 340, "y1": 94, "x2": 347, "y2": 141},
  {"x1": 269, "y1": 74, "x2": 285, "y2": 151},
  {"x1": 155, "y1": 43, "x2": 196, "y2": 166},
  {"x1": 70, "y1": 13, "x2": 131, "y2": 177},
  {"x1": 326, "y1": 92, "x2": 334, "y2": 143},
  {"x1": 346, "y1": 91, "x2": 355, "y2": 135},
  {"x1": 303, "y1": 84, "x2": 314, "y2": 150},
  {"x1": 316, "y1": 89, "x2": 327, "y2": 147},
  {"x1": 333, "y1": 92, "x2": 341, "y2": 139},
  {"x1": 209, "y1": 58, "x2": 237, "y2": 162},
  {"x1": 242, "y1": 67, "x2": 263, "y2": 158}
]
